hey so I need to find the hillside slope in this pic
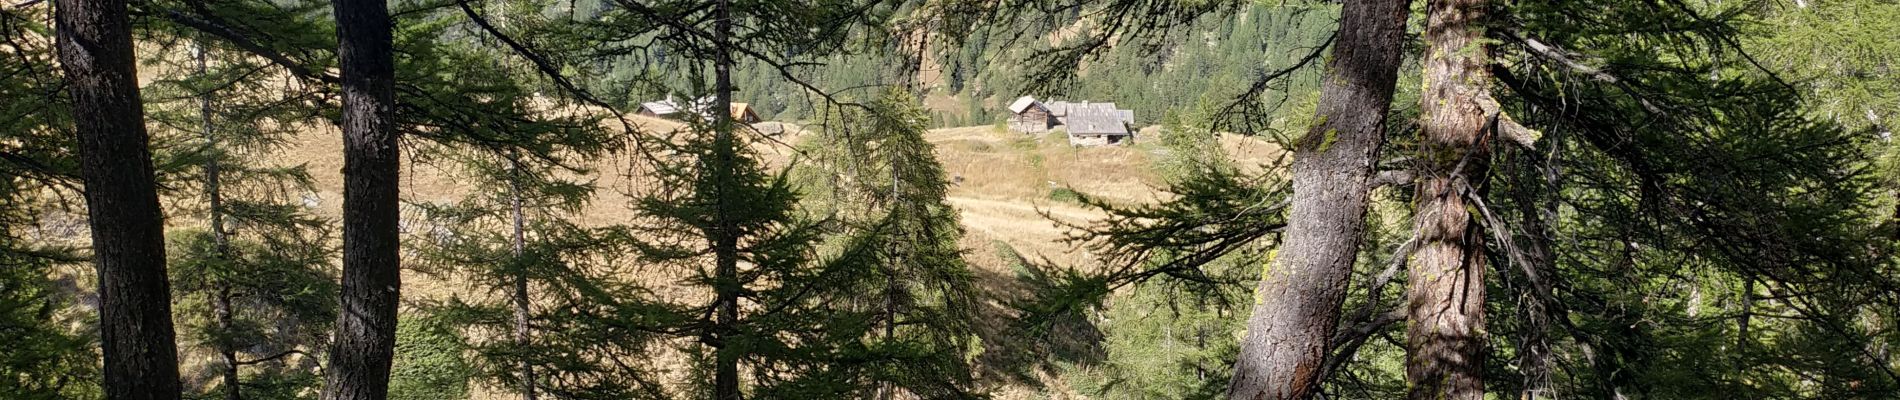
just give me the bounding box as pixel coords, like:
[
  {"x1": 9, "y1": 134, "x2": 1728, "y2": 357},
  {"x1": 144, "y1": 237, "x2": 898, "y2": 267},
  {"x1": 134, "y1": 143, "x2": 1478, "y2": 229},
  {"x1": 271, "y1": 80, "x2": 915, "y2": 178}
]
[{"x1": 264, "y1": 118, "x2": 1281, "y2": 398}]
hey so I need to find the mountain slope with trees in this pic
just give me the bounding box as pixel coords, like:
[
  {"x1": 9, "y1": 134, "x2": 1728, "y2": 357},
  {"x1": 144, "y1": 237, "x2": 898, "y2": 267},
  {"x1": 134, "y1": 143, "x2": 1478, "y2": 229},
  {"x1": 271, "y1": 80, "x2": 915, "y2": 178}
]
[{"x1": 2, "y1": 0, "x2": 1897, "y2": 399}]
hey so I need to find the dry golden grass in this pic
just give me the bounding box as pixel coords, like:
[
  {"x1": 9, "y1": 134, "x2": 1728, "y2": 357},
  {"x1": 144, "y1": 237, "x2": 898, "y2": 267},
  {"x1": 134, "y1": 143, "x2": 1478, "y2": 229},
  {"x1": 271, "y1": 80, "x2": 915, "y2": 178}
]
[
  {"x1": 73, "y1": 31, "x2": 1295, "y2": 398},
  {"x1": 164, "y1": 108, "x2": 1283, "y2": 398}
]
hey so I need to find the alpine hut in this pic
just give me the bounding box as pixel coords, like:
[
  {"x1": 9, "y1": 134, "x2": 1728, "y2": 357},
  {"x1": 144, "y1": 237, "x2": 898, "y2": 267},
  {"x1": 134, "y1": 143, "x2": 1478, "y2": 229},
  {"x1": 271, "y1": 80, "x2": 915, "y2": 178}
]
[{"x1": 1007, "y1": 96, "x2": 1053, "y2": 133}]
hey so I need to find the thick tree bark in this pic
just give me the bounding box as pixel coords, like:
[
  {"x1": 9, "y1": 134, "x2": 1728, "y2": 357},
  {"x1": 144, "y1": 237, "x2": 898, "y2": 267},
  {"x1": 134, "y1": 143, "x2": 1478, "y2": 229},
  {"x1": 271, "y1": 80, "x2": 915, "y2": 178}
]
[
  {"x1": 321, "y1": 0, "x2": 401, "y2": 399},
  {"x1": 195, "y1": 39, "x2": 243, "y2": 400},
  {"x1": 709, "y1": 0, "x2": 741, "y2": 398},
  {"x1": 508, "y1": 155, "x2": 537, "y2": 400},
  {"x1": 55, "y1": 0, "x2": 184, "y2": 398},
  {"x1": 1225, "y1": 1, "x2": 1409, "y2": 399},
  {"x1": 1406, "y1": 0, "x2": 1492, "y2": 398}
]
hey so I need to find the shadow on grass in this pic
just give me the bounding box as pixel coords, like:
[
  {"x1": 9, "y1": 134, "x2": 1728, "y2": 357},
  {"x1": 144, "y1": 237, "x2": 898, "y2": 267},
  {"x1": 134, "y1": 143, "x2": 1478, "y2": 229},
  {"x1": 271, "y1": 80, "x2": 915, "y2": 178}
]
[{"x1": 967, "y1": 240, "x2": 1108, "y2": 390}]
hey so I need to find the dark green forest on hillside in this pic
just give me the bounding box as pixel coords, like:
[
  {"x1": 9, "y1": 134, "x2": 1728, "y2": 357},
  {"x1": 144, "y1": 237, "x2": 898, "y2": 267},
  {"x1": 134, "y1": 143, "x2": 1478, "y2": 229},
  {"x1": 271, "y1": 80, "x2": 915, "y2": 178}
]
[
  {"x1": 3, "y1": 0, "x2": 1898, "y2": 399},
  {"x1": 576, "y1": 1, "x2": 1335, "y2": 128}
]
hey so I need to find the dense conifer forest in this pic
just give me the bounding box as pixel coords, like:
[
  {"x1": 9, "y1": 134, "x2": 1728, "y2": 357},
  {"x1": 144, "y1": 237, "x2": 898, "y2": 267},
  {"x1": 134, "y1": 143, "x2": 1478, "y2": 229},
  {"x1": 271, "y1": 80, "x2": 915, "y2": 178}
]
[{"x1": 2, "y1": 0, "x2": 1897, "y2": 399}]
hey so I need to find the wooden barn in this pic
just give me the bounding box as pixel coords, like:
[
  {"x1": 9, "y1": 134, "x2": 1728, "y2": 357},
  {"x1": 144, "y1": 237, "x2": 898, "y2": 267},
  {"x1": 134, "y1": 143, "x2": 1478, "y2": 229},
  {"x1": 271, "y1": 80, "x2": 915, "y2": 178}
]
[{"x1": 1007, "y1": 96, "x2": 1053, "y2": 133}]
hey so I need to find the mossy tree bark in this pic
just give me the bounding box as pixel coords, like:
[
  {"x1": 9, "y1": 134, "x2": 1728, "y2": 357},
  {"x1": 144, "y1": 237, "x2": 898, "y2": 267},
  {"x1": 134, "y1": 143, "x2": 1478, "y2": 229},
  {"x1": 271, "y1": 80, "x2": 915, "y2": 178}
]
[
  {"x1": 1225, "y1": 1, "x2": 1410, "y2": 398},
  {"x1": 1406, "y1": 0, "x2": 1493, "y2": 398}
]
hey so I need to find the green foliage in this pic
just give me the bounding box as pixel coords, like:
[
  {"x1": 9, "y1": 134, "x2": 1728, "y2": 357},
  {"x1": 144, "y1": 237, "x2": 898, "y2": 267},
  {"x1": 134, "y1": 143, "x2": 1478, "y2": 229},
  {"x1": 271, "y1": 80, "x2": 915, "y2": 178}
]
[
  {"x1": 167, "y1": 229, "x2": 336, "y2": 397},
  {"x1": 807, "y1": 88, "x2": 984, "y2": 398},
  {"x1": 136, "y1": 22, "x2": 339, "y2": 395},
  {"x1": 388, "y1": 314, "x2": 473, "y2": 400},
  {"x1": 394, "y1": 2, "x2": 652, "y2": 397},
  {"x1": 1477, "y1": 0, "x2": 1900, "y2": 397},
  {"x1": 622, "y1": 111, "x2": 903, "y2": 397},
  {"x1": 1063, "y1": 259, "x2": 1252, "y2": 400},
  {"x1": 7, "y1": 0, "x2": 1899, "y2": 398},
  {"x1": 0, "y1": 233, "x2": 97, "y2": 400},
  {"x1": 0, "y1": 6, "x2": 97, "y2": 399},
  {"x1": 702, "y1": 3, "x2": 1333, "y2": 129},
  {"x1": 1047, "y1": 187, "x2": 1083, "y2": 204},
  {"x1": 1017, "y1": 110, "x2": 1291, "y2": 395},
  {"x1": 1749, "y1": 0, "x2": 1899, "y2": 135}
]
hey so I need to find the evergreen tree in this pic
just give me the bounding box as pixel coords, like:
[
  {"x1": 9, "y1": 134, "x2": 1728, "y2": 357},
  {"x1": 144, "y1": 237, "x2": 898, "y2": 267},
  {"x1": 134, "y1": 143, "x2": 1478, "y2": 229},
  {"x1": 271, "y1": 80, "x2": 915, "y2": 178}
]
[
  {"x1": 621, "y1": 108, "x2": 897, "y2": 398},
  {"x1": 138, "y1": 36, "x2": 340, "y2": 399},
  {"x1": 1474, "y1": 1, "x2": 1898, "y2": 397},
  {"x1": 809, "y1": 88, "x2": 981, "y2": 398},
  {"x1": 399, "y1": 3, "x2": 655, "y2": 395},
  {"x1": 1404, "y1": 0, "x2": 1492, "y2": 397},
  {"x1": 0, "y1": 14, "x2": 99, "y2": 392},
  {"x1": 1059, "y1": 115, "x2": 1267, "y2": 400},
  {"x1": 55, "y1": 0, "x2": 184, "y2": 397},
  {"x1": 3, "y1": 6, "x2": 100, "y2": 398},
  {"x1": 323, "y1": 0, "x2": 402, "y2": 397}
]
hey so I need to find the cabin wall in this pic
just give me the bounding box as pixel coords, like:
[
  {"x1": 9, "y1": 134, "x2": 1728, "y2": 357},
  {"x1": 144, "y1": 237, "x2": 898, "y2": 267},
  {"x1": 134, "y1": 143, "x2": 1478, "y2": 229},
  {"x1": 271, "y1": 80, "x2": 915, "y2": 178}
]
[
  {"x1": 1069, "y1": 134, "x2": 1109, "y2": 146},
  {"x1": 1009, "y1": 108, "x2": 1052, "y2": 133},
  {"x1": 1068, "y1": 133, "x2": 1134, "y2": 146}
]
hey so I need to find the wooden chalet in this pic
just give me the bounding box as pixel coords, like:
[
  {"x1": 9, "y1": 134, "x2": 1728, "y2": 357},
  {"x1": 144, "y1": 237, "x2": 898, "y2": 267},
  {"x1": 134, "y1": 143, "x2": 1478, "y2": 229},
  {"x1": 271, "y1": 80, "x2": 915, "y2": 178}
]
[
  {"x1": 1007, "y1": 96, "x2": 1053, "y2": 133},
  {"x1": 1006, "y1": 95, "x2": 1137, "y2": 146}
]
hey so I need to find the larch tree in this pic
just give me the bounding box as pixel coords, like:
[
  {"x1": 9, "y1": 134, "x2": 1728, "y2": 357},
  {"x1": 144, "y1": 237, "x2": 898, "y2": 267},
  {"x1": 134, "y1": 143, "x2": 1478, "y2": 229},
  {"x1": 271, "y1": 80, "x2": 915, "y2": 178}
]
[
  {"x1": 806, "y1": 88, "x2": 982, "y2": 398},
  {"x1": 1405, "y1": 0, "x2": 1494, "y2": 398},
  {"x1": 1476, "y1": 0, "x2": 1898, "y2": 397},
  {"x1": 53, "y1": 0, "x2": 183, "y2": 398},
  {"x1": 400, "y1": 2, "x2": 652, "y2": 396},
  {"x1": 323, "y1": 0, "x2": 402, "y2": 398},
  {"x1": 525, "y1": 0, "x2": 982, "y2": 397},
  {"x1": 1225, "y1": 0, "x2": 1410, "y2": 398},
  {"x1": 1, "y1": 4, "x2": 100, "y2": 398},
  {"x1": 138, "y1": 31, "x2": 339, "y2": 399}
]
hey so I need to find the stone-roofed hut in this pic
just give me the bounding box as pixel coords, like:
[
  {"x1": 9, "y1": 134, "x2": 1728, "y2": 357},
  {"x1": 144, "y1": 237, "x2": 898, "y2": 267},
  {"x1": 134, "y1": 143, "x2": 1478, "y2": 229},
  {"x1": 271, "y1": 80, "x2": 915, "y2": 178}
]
[{"x1": 1064, "y1": 108, "x2": 1133, "y2": 146}]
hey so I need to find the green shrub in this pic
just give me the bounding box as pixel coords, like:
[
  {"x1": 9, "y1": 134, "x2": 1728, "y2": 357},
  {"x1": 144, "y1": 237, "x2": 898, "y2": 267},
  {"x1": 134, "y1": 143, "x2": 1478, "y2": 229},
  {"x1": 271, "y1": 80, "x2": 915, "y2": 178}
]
[
  {"x1": 1049, "y1": 187, "x2": 1083, "y2": 204},
  {"x1": 389, "y1": 314, "x2": 472, "y2": 400}
]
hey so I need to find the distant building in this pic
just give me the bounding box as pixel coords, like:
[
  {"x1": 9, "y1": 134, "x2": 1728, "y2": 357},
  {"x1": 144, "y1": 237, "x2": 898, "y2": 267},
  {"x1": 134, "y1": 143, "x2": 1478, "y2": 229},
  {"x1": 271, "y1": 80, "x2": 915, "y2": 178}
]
[
  {"x1": 637, "y1": 95, "x2": 761, "y2": 124},
  {"x1": 636, "y1": 95, "x2": 700, "y2": 119},
  {"x1": 729, "y1": 103, "x2": 761, "y2": 124},
  {"x1": 1064, "y1": 108, "x2": 1133, "y2": 146},
  {"x1": 1007, "y1": 96, "x2": 1053, "y2": 133},
  {"x1": 1005, "y1": 95, "x2": 1136, "y2": 146}
]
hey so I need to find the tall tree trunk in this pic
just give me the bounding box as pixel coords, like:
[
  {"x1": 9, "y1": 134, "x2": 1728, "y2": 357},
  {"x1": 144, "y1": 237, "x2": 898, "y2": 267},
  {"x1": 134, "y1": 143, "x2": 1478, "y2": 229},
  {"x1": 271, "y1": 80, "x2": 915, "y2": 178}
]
[
  {"x1": 55, "y1": 0, "x2": 183, "y2": 398},
  {"x1": 508, "y1": 154, "x2": 537, "y2": 400},
  {"x1": 1406, "y1": 0, "x2": 1492, "y2": 397},
  {"x1": 1225, "y1": 1, "x2": 1410, "y2": 399},
  {"x1": 195, "y1": 39, "x2": 243, "y2": 400},
  {"x1": 322, "y1": 0, "x2": 401, "y2": 398},
  {"x1": 709, "y1": 0, "x2": 741, "y2": 398}
]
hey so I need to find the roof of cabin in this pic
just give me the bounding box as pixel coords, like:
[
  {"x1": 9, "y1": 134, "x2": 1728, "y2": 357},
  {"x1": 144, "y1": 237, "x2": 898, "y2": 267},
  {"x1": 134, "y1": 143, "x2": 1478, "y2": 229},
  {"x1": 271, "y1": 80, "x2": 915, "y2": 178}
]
[
  {"x1": 639, "y1": 100, "x2": 682, "y2": 115},
  {"x1": 1047, "y1": 101, "x2": 1121, "y2": 117},
  {"x1": 1066, "y1": 113, "x2": 1131, "y2": 136},
  {"x1": 1008, "y1": 96, "x2": 1044, "y2": 114},
  {"x1": 1012, "y1": 95, "x2": 1136, "y2": 130}
]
